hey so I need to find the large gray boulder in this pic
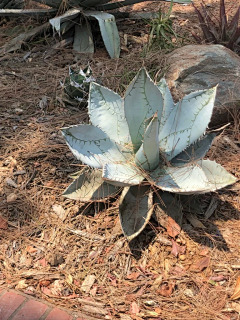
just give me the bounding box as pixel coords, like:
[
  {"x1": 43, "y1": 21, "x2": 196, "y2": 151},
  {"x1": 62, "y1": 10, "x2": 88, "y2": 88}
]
[{"x1": 165, "y1": 44, "x2": 240, "y2": 127}]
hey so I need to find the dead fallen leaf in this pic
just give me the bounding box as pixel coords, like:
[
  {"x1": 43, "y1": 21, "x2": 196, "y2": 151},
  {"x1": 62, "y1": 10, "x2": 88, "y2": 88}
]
[
  {"x1": 157, "y1": 282, "x2": 175, "y2": 297},
  {"x1": 167, "y1": 217, "x2": 181, "y2": 238},
  {"x1": 171, "y1": 240, "x2": 179, "y2": 257},
  {"x1": 7, "y1": 193, "x2": 18, "y2": 203},
  {"x1": 0, "y1": 216, "x2": 8, "y2": 230},
  {"x1": 190, "y1": 257, "x2": 210, "y2": 272},
  {"x1": 66, "y1": 274, "x2": 73, "y2": 286},
  {"x1": 231, "y1": 277, "x2": 240, "y2": 300},
  {"x1": 50, "y1": 279, "x2": 64, "y2": 296},
  {"x1": 127, "y1": 272, "x2": 141, "y2": 280},
  {"x1": 130, "y1": 301, "x2": 140, "y2": 314},
  {"x1": 229, "y1": 302, "x2": 240, "y2": 313},
  {"x1": 26, "y1": 246, "x2": 37, "y2": 253},
  {"x1": 152, "y1": 275, "x2": 163, "y2": 289},
  {"x1": 154, "y1": 307, "x2": 162, "y2": 314},
  {"x1": 39, "y1": 280, "x2": 51, "y2": 287},
  {"x1": 170, "y1": 265, "x2": 186, "y2": 276},
  {"x1": 199, "y1": 247, "x2": 209, "y2": 256},
  {"x1": 15, "y1": 279, "x2": 28, "y2": 290},
  {"x1": 39, "y1": 258, "x2": 47, "y2": 268},
  {"x1": 209, "y1": 275, "x2": 227, "y2": 282},
  {"x1": 90, "y1": 285, "x2": 97, "y2": 296},
  {"x1": 81, "y1": 275, "x2": 96, "y2": 293},
  {"x1": 41, "y1": 286, "x2": 52, "y2": 296},
  {"x1": 52, "y1": 204, "x2": 67, "y2": 221}
]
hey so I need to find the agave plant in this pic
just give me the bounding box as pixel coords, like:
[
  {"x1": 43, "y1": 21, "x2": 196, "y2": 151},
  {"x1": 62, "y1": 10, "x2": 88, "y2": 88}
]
[
  {"x1": 61, "y1": 68, "x2": 236, "y2": 240},
  {"x1": 192, "y1": 0, "x2": 240, "y2": 53},
  {"x1": 32, "y1": 0, "x2": 192, "y2": 58},
  {"x1": 63, "y1": 66, "x2": 95, "y2": 103}
]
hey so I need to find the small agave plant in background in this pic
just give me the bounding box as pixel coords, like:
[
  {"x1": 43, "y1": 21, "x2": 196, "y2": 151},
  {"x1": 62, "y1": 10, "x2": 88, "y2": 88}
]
[
  {"x1": 61, "y1": 68, "x2": 237, "y2": 241},
  {"x1": 62, "y1": 66, "x2": 95, "y2": 104},
  {"x1": 32, "y1": 0, "x2": 192, "y2": 58}
]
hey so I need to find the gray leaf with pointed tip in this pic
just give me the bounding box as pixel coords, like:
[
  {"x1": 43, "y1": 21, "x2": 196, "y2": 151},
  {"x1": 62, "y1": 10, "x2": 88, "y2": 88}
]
[
  {"x1": 199, "y1": 159, "x2": 237, "y2": 190},
  {"x1": 119, "y1": 185, "x2": 154, "y2": 241},
  {"x1": 73, "y1": 22, "x2": 94, "y2": 53},
  {"x1": 61, "y1": 124, "x2": 127, "y2": 168},
  {"x1": 171, "y1": 133, "x2": 216, "y2": 166},
  {"x1": 102, "y1": 162, "x2": 144, "y2": 187},
  {"x1": 85, "y1": 11, "x2": 120, "y2": 58},
  {"x1": 151, "y1": 164, "x2": 210, "y2": 194},
  {"x1": 124, "y1": 68, "x2": 164, "y2": 153},
  {"x1": 50, "y1": 9, "x2": 80, "y2": 34},
  {"x1": 63, "y1": 168, "x2": 119, "y2": 201},
  {"x1": 157, "y1": 78, "x2": 174, "y2": 129},
  {"x1": 158, "y1": 87, "x2": 217, "y2": 160},
  {"x1": 135, "y1": 113, "x2": 160, "y2": 171},
  {"x1": 151, "y1": 159, "x2": 236, "y2": 194},
  {"x1": 88, "y1": 82, "x2": 131, "y2": 145}
]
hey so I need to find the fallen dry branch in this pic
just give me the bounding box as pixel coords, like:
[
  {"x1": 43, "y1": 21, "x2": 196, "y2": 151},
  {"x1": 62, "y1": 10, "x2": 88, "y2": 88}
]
[
  {"x1": 0, "y1": 9, "x2": 57, "y2": 17},
  {"x1": 0, "y1": 22, "x2": 50, "y2": 55}
]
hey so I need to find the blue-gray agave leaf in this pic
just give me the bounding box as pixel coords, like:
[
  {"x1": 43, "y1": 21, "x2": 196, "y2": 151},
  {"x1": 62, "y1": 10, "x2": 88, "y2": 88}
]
[
  {"x1": 157, "y1": 78, "x2": 174, "y2": 129},
  {"x1": 73, "y1": 23, "x2": 94, "y2": 53},
  {"x1": 61, "y1": 124, "x2": 127, "y2": 168},
  {"x1": 151, "y1": 164, "x2": 211, "y2": 194},
  {"x1": 124, "y1": 68, "x2": 164, "y2": 152},
  {"x1": 88, "y1": 82, "x2": 131, "y2": 146},
  {"x1": 119, "y1": 185, "x2": 154, "y2": 241},
  {"x1": 135, "y1": 113, "x2": 160, "y2": 171},
  {"x1": 158, "y1": 87, "x2": 217, "y2": 160},
  {"x1": 199, "y1": 159, "x2": 237, "y2": 189},
  {"x1": 50, "y1": 9, "x2": 81, "y2": 34},
  {"x1": 102, "y1": 163, "x2": 144, "y2": 187},
  {"x1": 84, "y1": 11, "x2": 120, "y2": 59},
  {"x1": 151, "y1": 159, "x2": 236, "y2": 194},
  {"x1": 171, "y1": 133, "x2": 216, "y2": 166},
  {"x1": 63, "y1": 168, "x2": 120, "y2": 201}
]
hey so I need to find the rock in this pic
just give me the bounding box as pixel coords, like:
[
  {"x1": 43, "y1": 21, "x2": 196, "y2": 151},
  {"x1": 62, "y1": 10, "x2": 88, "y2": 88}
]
[
  {"x1": 7, "y1": 193, "x2": 18, "y2": 203},
  {"x1": 5, "y1": 177, "x2": 18, "y2": 188},
  {"x1": 165, "y1": 45, "x2": 240, "y2": 127}
]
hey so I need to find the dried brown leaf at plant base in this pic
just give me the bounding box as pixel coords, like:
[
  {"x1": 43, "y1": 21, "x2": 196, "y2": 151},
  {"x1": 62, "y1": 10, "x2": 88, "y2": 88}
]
[
  {"x1": 81, "y1": 275, "x2": 96, "y2": 293},
  {"x1": 171, "y1": 239, "x2": 186, "y2": 257},
  {"x1": 0, "y1": 216, "x2": 8, "y2": 229},
  {"x1": 231, "y1": 277, "x2": 240, "y2": 300},
  {"x1": 157, "y1": 282, "x2": 175, "y2": 297},
  {"x1": 167, "y1": 217, "x2": 181, "y2": 238},
  {"x1": 130, "y1": 301, "x2": 140, "y2": 314},
  {"x1": 190, "y1": 256, "x2": 210, "y2": 272}
]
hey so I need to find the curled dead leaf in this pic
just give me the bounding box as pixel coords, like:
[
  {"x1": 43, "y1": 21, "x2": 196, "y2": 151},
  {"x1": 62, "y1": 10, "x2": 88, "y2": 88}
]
[
  {"x1": 39, "y1": 280, "x2": 51, "y2": 287},
  {"x1": 231, "y1": 277, "x2": 240, "y2": 300},
  {"x1": 15, "y1": 279, "x2": 28, "y2": 290},
  {"x1": 157, "y1": 282, "x2": 175, "y2": 297},
  {"x1": 190, "y1": 256, "x2": 210, "y2": 272},
  {"x1": 167, "y1": 217, "x2": 181, "y2": 238},
  {"x1": 0, "y1": 216, "x2": 8, "y2": 230},
  {"x1": 130, "y1": 301, "x2": 140, "y2": 314},
  {"x1": 127, "y1": 272, "x2": 141, "y2": 280},
  {"x1": 81, "y1": 275, "x2": 96, "y2": 293}
]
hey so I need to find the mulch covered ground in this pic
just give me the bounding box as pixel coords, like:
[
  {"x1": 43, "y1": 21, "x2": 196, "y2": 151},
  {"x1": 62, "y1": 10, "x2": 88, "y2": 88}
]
[{"x1": 0, "y1": 1, "x2": 240, "y2": 319}]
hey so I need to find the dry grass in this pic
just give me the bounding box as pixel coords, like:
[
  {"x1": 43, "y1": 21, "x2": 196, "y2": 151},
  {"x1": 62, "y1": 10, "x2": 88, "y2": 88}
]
[{"x1": 0, "y1": 2, "x2": 240, "y2": 319}]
